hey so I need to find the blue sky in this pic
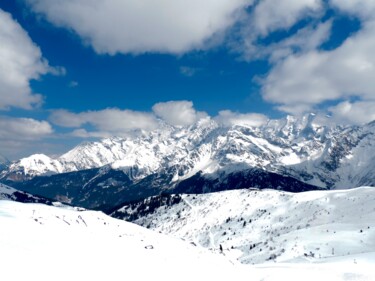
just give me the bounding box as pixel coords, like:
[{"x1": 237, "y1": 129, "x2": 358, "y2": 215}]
[{"x1": 1, "y1": 0, "x2": 375, "y2": 159}]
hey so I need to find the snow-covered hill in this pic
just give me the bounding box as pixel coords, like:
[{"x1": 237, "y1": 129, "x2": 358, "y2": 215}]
[
  {"x1": 1, "y1": 198, "x2": 374, "y2": 281},
  {"x1": 2, "y1": 115, "x2": 375, "y2": 189},
  {"x1": 113, "y1": 186, "x2": 375, "y2": 266},
  {"x1": 0, "y1": 200, "x2": 240, "y2": 281},
  {"x1": 0, "y1": 182, "x2": 52, "y2": 204}
]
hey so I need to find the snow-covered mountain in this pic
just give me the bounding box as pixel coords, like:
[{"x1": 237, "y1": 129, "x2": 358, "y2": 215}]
[
  {"x1": 1, "y1": 195, "x2": 374, "y2": 281},
  {"x1": 112, "y1": 186, "x2": 375, "y2": 266},
  {"x1": 3, "y1": 115, "x2": 374, "y2": 188},
  {"x1": 1, "y1": 115, "x2": 374, "y2": 209},
  {"x1": 0, "y1": 182, "x2": 52, "y2": 204}
]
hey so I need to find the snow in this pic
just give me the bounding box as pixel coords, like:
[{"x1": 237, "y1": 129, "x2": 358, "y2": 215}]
[
  {"x1": 1, "y1": 187, "x2": 375, "y2": 280},
  {"x1": 117, "y1": 187, "x2": 375, "y2": 271},
  {"x1": 2, "y1": 114, "x2": 375, "y2": 191},
  {"x1": 0, "y1": 200, "x2": 240, "y2": 281},
  {"x1": 247, "y1": 134, "x2": 283, "y2": 154},
  {"x1": 17, "y1": 154, "x2": 63, "y2": 176},
  {"x1": 174, "y1": 144, "x2": 214, "y2": 181},
  {"x1": 280, "y1": 153, "x2": 301, "y2": 165}
]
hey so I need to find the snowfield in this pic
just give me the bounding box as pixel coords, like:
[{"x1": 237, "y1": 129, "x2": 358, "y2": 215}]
[
  {"x1": 1, "y1": 187, "x2": 375, "y2": 280},
  {"x1": 0, "y1": 200, "x2": 239, "y2": 281},
  {"x1": 113, "y1": 186, "x2": 375, "y2": 279}
]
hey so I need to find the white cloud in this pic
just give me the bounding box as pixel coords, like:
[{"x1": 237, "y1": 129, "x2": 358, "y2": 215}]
[
  {"x1": 0, "y1": 116, "x2": 53, "y2": 140},
  {"x1": 49, "y1": 109, "x2": 85, "y2": 128},
  {"x1": 225, "y1": 0, "x2": 375, "y2": 125},
  {"x1": 231, "y1": 0, "x2": 326, "y2": 62},
  {"x1": 50, "y1": 108, "x2": 159, "y2": 134},
  {"x1": 330, "y1": 0, "x2": 375, "y2": 20},
  {"x1": 229, "y1": 1, "x2": 375, "y2": 125},
  {"x1": 70, "y1": 129, "x2": 113, "y2": 139},
  {"x1": 0, "y1": 9, "x2": 51, "y2": 110},
  {"x1": 0, "y1": 116, "x2": 56, "y2": 160},
  {"x1": 253, "y1": 0, "x2": 322, "y2": 36},
  {"x1": 215, "y1": 110, "x2": 268, "y2": 127},
  {"x1": 267, "y1": 20, "x2": 332, "y2": 62},
  {"x1": 260, "y1": 18, "x2": 375, "y2": 116},
  {"x1": 152, "y1": 101, "x2": 207, "y2": 126},
  {"x1": 50, "y1": 102, "x2": 271, "y2": 139},
  {"x1": 50, "y1": 101, "x2": 209, "y2": 137},
  {"x1": 328, "y1": 101, "x2": 375, "y2": 125},
  {"x1": 26, "y1": 0, "x2": 251, "y2": 54}
]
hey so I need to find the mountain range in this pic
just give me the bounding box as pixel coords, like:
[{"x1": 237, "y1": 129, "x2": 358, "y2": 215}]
[{"x1": 1, "y1": 114, "x2": 374, "y2": 210}]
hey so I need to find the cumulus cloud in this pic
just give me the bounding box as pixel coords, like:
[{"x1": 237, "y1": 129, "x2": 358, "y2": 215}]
[
  {"x1": 152, "y1": 101, "x2": 207, "y2": 126},
  {"x1": 215, "y1": 110, "x2": 268, "y2": 127},
  {"x1": 226, "y1": 0, "x2": 372, "y2": 124},
  {"x1": 0, "y1": 116, "x2": 53, "y2": 144},
  {"x1": 70, "y1": 129, "x2": 113, "y2": 139},
  {"x1": 0, "y1": 117, "x2": 56, "y2": 160},
  {"x1": 25, "y1": 0, "x2": 251, "y2": 54},
  {"x1": 233, "y1": 0, "x2": 324, "y2": 59},
  {"x1": 0, "y1": 116, "x2": 53, "y2": 160},
  {"x1": 0, "y1": 9, "x2": 46, "y2": 109},
  {"x1": 50, "y1": 101, "x2": 210, "y2": 137},
  {"x1": 266, "y1": 20, "x2": 332, "y2": 62},
  {"x1": 50, "y1": 102, "x2": 272, "y2": 139},
  {"x1": 328, "y1": 101, "x2": 375, "y2": 125},
  {"x1": 0, "y1": 9, "x2": 63, "y2": 110},
  {"x1": 252, "y1": 0, "x2": 322, "y2": 36},
  {"x1": 50, "y1": 108, "x2": 159, "y2": 134},
  {"x1": 330, "y1": 0, "x2": 375, "y2": 20},
  {"x1": 260, "y1": 16, "x2": 375, "y2": 116}
]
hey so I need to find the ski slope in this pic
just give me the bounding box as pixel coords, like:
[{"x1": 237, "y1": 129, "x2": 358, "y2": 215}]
[
  {"x1": 1, "y1": 192, "x2": 375, "y2": 280},
  {"x1": 0, "y1": 200, "x2": 239, "y2": 281}
]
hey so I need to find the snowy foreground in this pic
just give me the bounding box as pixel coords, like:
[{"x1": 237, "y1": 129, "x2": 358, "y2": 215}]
[
  {"x1": 1, "y1": 188, "x2": 375, "y2": 281},
  {"x1": 0, "y1": 200, "x2": 239, "y2": 281}
]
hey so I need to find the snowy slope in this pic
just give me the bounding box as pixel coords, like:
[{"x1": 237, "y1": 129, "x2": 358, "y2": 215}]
[
  {"x1": 1, "y1": 199, "x2": 375, "y2": 281},
  {"x1": 0, "y1": 200, "x2": 240, "y2": 281},
  {"x1": 0, "y1": 182, "x2": 52, "y2": 204},
  {"x1": 113, "y1": 186, "x2": 375, "y2": 265}
]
